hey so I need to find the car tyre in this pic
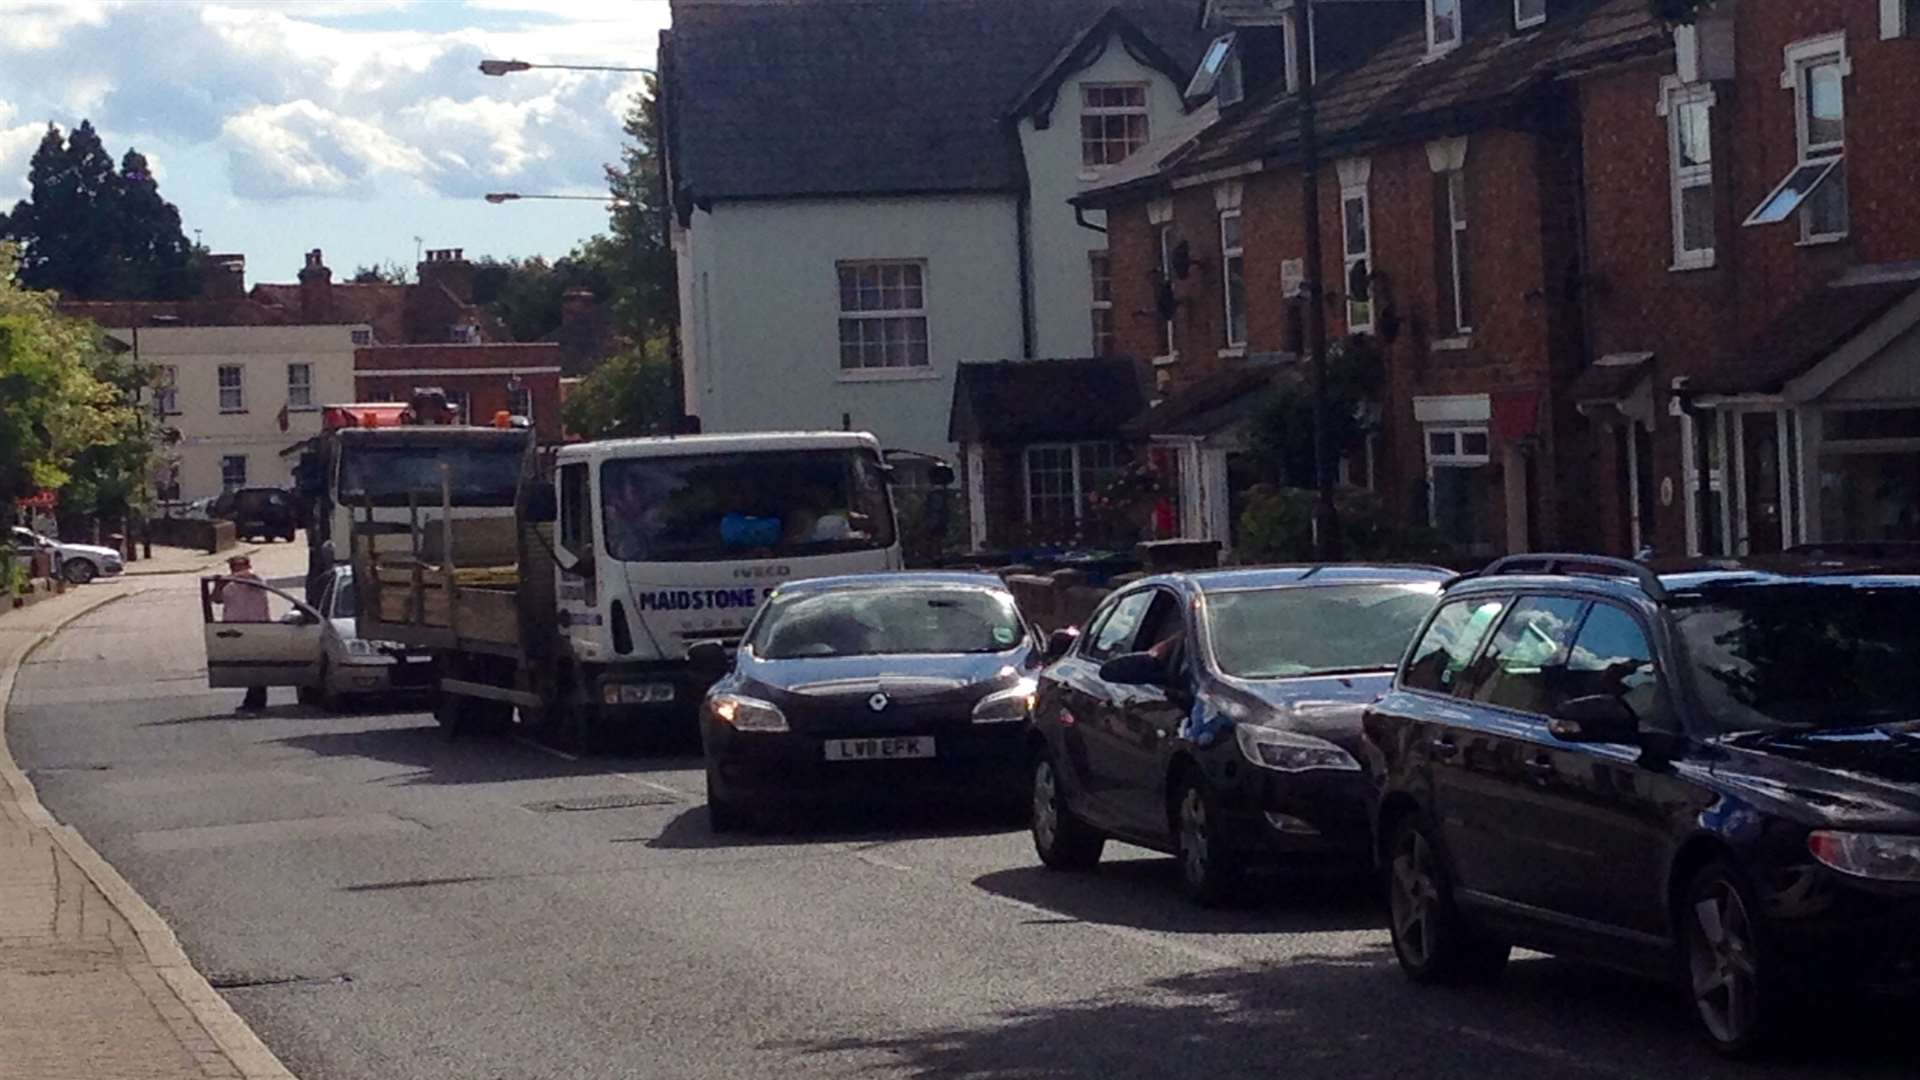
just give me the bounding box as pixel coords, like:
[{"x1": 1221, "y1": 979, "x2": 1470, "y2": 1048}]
[
  {"x1": 1685, "y1": 861, "x2": 1777, "y2": 1057},
  {"x1": 62, "y1": 559, "x2": 97, "y2": 585},
  {"x1": 1031, "y1": 753, "x2": 1104, "y2": 871},
  {"x1": 1386, "y1": 816, "x2": 1510, "y2": 984},
  {"x1": 706, "y1": 772, "x2": 747, "y2": 834},
  {"x1": 1175, "y1": 776, "x2": 1243, "y2": 907}
]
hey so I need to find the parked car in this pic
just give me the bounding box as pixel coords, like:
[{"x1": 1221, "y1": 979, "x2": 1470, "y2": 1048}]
[
  {"x1": 1365, "y1": 554, "x2": 1920, "y2": 1055},
  {"x1": 694, "y1": 572, "x2": 1041, "y2": 831},
  {"x1": 9, "y1": 525, "x2": 124, "y2": 585},
  {"x1": 1028, "y1": 566, "x2": 1448, "y2": 905},
  {"x1": 213, "y1": 487, "x2": 299, "y2": 542},
  {"x1": 199, "y1": 567, "x2": 432, "y2": 712}
]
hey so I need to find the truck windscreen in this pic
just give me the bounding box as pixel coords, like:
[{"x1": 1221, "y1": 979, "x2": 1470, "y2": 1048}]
[
  {"x1": 339, "y1": 444, "x2": 523, "y2": 507},
  {"x1": 600, "y1": 450, "x2": 895, "y2": 563}
]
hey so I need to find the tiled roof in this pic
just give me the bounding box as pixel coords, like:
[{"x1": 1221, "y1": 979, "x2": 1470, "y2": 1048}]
[
  {"x1": 1122, "y1": 359, "x2": 1301, "y2": 436},
  {"x1": 1079, "y1": 0, "x2": 1666, "y2": 205},
  {"x1": 1690, "y1": 279, "x2": 1920, "y2": 396},
  {"x1": 665, "y1": 0, "x2": 1211, "y2": 204},
  {"x1": 1568, "y1": 351, "x2": 1654, "y2": 404},
  {"x1": 948, "y1": 357, "x2": 1147, "y2": 444}
]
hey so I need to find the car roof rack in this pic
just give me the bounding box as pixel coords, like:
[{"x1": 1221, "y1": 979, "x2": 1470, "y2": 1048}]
[{"x1": 1468, "y1": 554, "x2": 1668, "y2": 601}]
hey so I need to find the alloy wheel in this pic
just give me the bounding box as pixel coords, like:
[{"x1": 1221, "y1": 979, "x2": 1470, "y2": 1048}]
[
  {"x1": 1689, "y1": 880, "x2": 1761, "y2": 1047},
  {"x1": 1032, "y1": 761, "x2": 1060, "y2": 852},
  {"x1": 1390, "y1": 829, "x2": 1441, "y2": 969},
  {"x1": 1179, "y1": 787, "x2": 1210, "y2": 889}
]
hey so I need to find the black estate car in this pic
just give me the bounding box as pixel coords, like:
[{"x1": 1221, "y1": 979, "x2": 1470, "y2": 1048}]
[
  {"x1": 1366, "y1": 554, "x2": 1920, "y2": 1054},
  {"x1": 1028, "y1": 566, "x2": 1447, "y2": 905},
  {"x1": 696, "y1": 573, "x2": 1039, "y2": 831},
  {"x1": 214, "y1": 487, "x2": 300, "y2": 542}
]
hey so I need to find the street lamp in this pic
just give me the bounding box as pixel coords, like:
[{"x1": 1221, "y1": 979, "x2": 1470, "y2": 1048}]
[
  {"x1": 479, "y1": 58, "x2": 655, "y2": 76},
  {"x1": 484, "y1": 192, "x2": 634, "y2": 206}
]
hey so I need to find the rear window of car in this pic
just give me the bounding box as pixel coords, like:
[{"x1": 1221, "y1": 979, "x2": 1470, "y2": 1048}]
[{"x1": 1402, "y1": 596, "x2": 1507, "y2": 695}]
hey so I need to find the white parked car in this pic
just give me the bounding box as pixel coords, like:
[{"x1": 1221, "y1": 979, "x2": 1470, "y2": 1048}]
[
  {"x1": 198, "y1": 567, "x2": 435, "y2": 712},
  {"x1": 10, "y1": 526, "x2": 125, "y2": 585}
]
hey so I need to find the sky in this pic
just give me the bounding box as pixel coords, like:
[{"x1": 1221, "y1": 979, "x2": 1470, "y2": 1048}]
[{"x1": 0, "y1": 0, "x2": 673, "y2": 285}]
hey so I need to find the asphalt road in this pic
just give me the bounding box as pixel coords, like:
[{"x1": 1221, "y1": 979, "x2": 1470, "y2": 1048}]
[{"x1": 8, "y1": 571, "x2": 1919, "y2": 1079}]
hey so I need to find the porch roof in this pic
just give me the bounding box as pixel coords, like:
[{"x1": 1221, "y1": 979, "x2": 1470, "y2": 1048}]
[
  {"x1": 1690, "y1": 277, "x2": 1920, "y2": 396},
  {"x1": 948, "y1": 357, "x2": 1148, "y2": 445},
  {"x1": 1122, "y1": 360, "x2": 1301, "y2": 437}
]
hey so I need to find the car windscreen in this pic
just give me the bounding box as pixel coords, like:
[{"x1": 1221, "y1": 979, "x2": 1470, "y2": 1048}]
[
  {"x1": 1205, "y1": 583, "x2": 1441, "y2": 679},
  {"x1": 600, "y1": 449, "x2": 894, "y2": 563},
  {"x1": 1674, "y1": 584, "x2": 1920, "y2": 734},
  {"x1": 338, "y1": 444, "x2": 523, "y2": 507},
  {"x1": 750, "y1": 587, "x2": 1023, "y2": 659}
]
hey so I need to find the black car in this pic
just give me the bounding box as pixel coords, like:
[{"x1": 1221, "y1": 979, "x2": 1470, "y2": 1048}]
[
  {"x1": 214, "y1": 487, "x2": 299, "y2": 542},
  {"x1": 1365, "y1": 554, "x2": 1920, "y2": 1054},
  {"x1": 697, "y1": 572, "x2": 1040, "y2": 831},
  {"x1": 1028, "y1": 566, "x2": 1448, "y2": 905}
]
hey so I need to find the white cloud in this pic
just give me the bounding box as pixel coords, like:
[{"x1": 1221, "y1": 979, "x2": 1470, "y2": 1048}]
[
  {"x1": 0, "y1": 1, "x2": 113, "y2": 50},
  {"x1": 0, "y1": 0, "x2": 670, "y2": 201}
]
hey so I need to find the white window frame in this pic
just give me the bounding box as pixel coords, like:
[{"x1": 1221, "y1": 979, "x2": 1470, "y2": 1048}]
[
  {"x1": 350, "y1": 328, "x2": 372, "y2": 347},
  {"x1": 1785, "y1": 34, "x2": 1850, "y2": 244},
  {"x1": 1427, "y1": 0, "x2": 1462, "y2": 56},
  {"x1": 1514, "y1": 0, "x2": 1547, "y2": 30},
  {"x1": 1423, "y1": 424, "x2": 1491, "y2": 534},
  {"x1": 1079, "y1": 83, "x2": 1150, "y2": 168},
  {"x1": 509, "y1": 384, "x2": 534, "y2": 421},
  {"x1": 153, "y1": 364, "x2": 178, "y2": 417},
  {"x1": 836, "y1": 259, "x2": 931, "y2": 374},
  {"x1": 1220, "y1": 209, "x2": 1247, "y2": 350},
  {"x1": 1089, "y1": 250, "x2": 1114, "y2": 356},
  {"x1": 287, "y1": 362, "x2": 314, "y2": 410},
  {"x1": 1884, "y1": 0, "x2": 1920, "y2": 39},
  {"x1": 217, "y1": 364, "x2": 245, "y2": 413},
  {"x1": 220, "y1": 455, "x2": 248, "y2": 492},
  {"x1": 1445, "y1": 168, "x2": 1472, "y2": 335},
  {"x1": 1660, "y1": 78, "x2": 1717, "y2": 270},
  {"x1": 1339, "y1": 164, "x2": 1374, "y2": 333},
  {"x1": 1023, "y1": 442, "x2": 1123, "y2": 525}
]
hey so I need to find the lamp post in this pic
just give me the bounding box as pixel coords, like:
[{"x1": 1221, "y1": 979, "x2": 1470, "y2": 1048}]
[
  {"x1": 479, "y1": 59, "x2": 656, "y2": 77},
  {"x1": 1290, "y1": 0, "x2": 1341, "y2": 559},
  {"x1": 483, "y1": 192, "x2": 633, "y2": 205}
]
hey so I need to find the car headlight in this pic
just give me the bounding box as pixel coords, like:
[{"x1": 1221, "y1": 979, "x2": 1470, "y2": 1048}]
[
  {"x1": 1233, "y1": 724, "x2": 1361, "y2": 773},
  {"x1": 1808, "y1": 831, "x2": 1920, "y2": 883},
  {"x1": 343, "y1": 639, "x2": 400, "y2": 659},
  {"x1": 708, "y1": 693, "x2": 788, "y2": 733},
  {"x1": 972, "y1": 678, "x2": 1037, "y2": 724}
]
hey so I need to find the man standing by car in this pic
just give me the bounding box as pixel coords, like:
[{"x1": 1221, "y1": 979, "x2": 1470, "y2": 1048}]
[{"x1": 212, "y1": 554, "x2": 271, "y2": 714}]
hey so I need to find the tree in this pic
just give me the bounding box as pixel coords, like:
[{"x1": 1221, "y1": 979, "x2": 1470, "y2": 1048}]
[
  {"x1": 0, "y1": 121, "x2": 199, "y2": 300},
  {"x1": 604, "y1": 77, "x2": 677, "y2": 341},
  {"x1": 0, "y1": 242, "x2": 147, "y2": 520},
  {"x1": 559, "y1": 337, "x2": 675, "y2": 440},
  {"x1": 351, "y1": 261, "x2": 411, "y2": 285},
  {"x1": 472, "y1": 250, "x2": 613, "y2": 342}
]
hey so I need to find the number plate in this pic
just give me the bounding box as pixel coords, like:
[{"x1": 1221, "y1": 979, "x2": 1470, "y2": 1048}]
[{"x1": 823, "y1": 736, "x2": 936, "y2": 762}]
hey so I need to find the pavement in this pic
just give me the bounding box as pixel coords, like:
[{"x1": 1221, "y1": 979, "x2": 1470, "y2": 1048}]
[
  {"x1": 0, "y1": 540, "x2": 295, "y2": 1080},
  {"x1": 5, "y1": 540, "x2": 1919, "y2": 1078}
]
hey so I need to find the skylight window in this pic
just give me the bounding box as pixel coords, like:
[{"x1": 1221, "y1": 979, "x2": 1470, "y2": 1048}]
[{"x1": 1184, "y1": 33, "x2": 1237, "y2": 102}]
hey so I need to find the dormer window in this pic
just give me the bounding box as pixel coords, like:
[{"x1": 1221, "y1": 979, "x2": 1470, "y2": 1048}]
[
  {"x1": 1515, "y1": 0, "x2": 1546, "y2": 30},
  {"x1": 1218, "y1": 50, "x2": 1244, "y2": 106},
  {"x1": 1428, "y1": 0, "x2": 1462, "y2": 55},
  {"x1": 1185, "y1": 33, "x2": 1244, "y2": 106}
]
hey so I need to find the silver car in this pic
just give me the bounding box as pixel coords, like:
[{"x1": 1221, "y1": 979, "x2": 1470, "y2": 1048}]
[
  {"x1": 303, "y1": 566, "x2": 437, "y2": 710},
  {"x1": 10, "y1": 526, "x2": 125, "y2": 585}
]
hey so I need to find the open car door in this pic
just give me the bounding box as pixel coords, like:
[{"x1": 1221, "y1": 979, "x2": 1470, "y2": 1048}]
[{"x1": 199, "y1": 577, "x2": 327, "y2": 689}]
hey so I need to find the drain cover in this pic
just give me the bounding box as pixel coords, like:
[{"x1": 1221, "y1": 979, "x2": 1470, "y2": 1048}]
[{"x1": 525, "y1": 792, "x2": 677, "y2": 813}]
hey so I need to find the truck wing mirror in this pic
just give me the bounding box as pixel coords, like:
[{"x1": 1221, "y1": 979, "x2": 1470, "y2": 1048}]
[
  {"x1": 524, "y1": 485, "x2": 558, "y2": 524},
  {"x1": 928, "y1": 461, "x2": 956, "y2": 487}
]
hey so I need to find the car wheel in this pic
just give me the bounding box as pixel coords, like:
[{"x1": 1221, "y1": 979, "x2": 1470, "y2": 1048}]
[
  {"x1": 62, "y1": 559, "x2": 97, "y2": 585},
  {"x1": 706, "y1": 771, "x2": 746, "y2": 834},
  {"x1": 1386, "y1": 816, "x2": 1510, "y2": 984},
  {"x1": 1686, "y1": 862, "x2": 1775, "y2": 1056},
  {"x1": 1175, "y1": 777, "x2": 1243, "y2": 907},
  {"x1": 1031, "y1": 753, "x2": 1104, "y2": 871}
]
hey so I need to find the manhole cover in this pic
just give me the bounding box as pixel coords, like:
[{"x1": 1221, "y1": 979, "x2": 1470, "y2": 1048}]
[{"x1": 525, "y1": 792, "x2": 677, "y2": 813}]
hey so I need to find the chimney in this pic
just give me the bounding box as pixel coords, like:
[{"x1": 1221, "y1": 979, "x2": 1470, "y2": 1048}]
[
  {"x1": 561, "y1": 287, "x2": 595, "y2": 326},
  {"x1": 417, "y1": 247, "x2": 474, "y2": 304},
  {"x1": 298, "y1": 248, "x2": 333, "y2": 322},
  {"x1": 203, "y1": 253, "x2": 246, "y2": 300}
]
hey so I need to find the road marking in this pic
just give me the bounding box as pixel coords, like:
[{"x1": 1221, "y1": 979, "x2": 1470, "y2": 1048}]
[
  {"x1": 512, "y1": 735, "x2": 579, "y2": 761},
  {"x1": 980, "y1": 891, "x2": 1240, "y2": 969},
  {"x1": 615, "y1": 772, "x2": 687, "y2": 800}
]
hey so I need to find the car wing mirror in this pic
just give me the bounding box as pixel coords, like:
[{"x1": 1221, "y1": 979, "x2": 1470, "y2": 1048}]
[
  {"x1": 1043, "y1": 627, "x2": 1079, "y2": 662},
  {"x1": 1098, "y1": 651, "x2": 1168, "y2": 687},
  {"x1": 1549, "y1": 695, "x2": 1640, "y2": 743},
  {"x1": 687, "y1": 640, "x2": 732, "y2": 681}
]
